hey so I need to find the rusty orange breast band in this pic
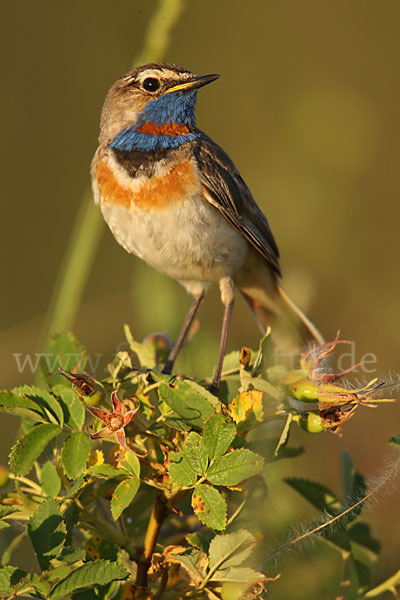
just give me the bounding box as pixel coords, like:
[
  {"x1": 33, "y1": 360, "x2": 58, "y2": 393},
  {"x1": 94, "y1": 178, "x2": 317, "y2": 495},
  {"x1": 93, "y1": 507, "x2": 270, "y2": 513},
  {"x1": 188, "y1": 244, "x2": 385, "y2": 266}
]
[
  {"x1": 136, "y1": 121, "x2": 195, "y2": 137},
  {"x1": 95, "y1": 159, "x2": 198, "y2": 211}
]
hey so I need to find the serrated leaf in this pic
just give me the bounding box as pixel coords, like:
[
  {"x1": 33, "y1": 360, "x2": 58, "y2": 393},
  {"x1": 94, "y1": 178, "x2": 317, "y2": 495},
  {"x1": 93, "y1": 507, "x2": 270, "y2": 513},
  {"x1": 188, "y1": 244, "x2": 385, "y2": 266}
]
[
  {"x1": 40, "y1": 332, "x2": 86, "y2": 387},
  {"x1": 62, "y1": 501, "x2": 79, "y2": 545},
  {"x1": 52, "y1": 384, "x2": 85, "y2": 431},
  {"x1": 203, "y1": 414, "x2": 236, "y2": 459},
  {"x1": 168, "y1": 451, "x2": 198, "y2": 486},
  {"x1": 0, "y1": 505, "x2": 19, "y2": 519},
  {"x1": 0, "y1": 566, "x2": 26, "y2": 593},
  {"x1": 209, "y1": 529, "x2": 256, "y2": 571},
  {"x1": 61, "y1": 432, "x2": 91, "y2": 479},
  {"x1": 207, "y1": 449, "x2": 264, "y2": 486},
  {"x1": 49, "y1": 559, "x2": 129, "y2": 599},
  {"x1": 41, "y1": 461, "x2": 61, "y2": 497},
  {"x1": 111, "y1": 477, "x2": 140, "y2": 520},
  {"x1": 213, "y1": 566, "x2": 265, "y2": 583},
  {"x1": 284, "y1": 477, "x2": 341, "y2": 512},
  {"x1": 14, "y1": 385, "x2": 64, "y2": 426},
  {"x1": 9, "y1": 423, "x2": 61, "y2": 476},
  {"x1": 192, "y1": 484, "x2": 227, "y2": 530},
  {"x1": 28, "y1": 498, "x2": 66, "y2": 570},
  {"x1": 166, "y1": 550, "x2": 204, "y2": 585},
  {"x1": 0, "y1": 390, "x2": 48, "y2": 423},
  {"x1": 183, "y1": 432, "x2": 208, "y2": 475},
  {"x1": 159, "y1": 380, "x2": 217, "y2": 430}
]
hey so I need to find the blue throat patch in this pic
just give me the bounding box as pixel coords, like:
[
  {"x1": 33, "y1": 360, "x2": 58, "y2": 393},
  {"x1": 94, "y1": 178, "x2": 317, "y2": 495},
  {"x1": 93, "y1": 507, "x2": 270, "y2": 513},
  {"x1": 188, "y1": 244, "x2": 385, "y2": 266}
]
[{"x1": 110, "y1": 90, "x2": 200, "y2": 152}]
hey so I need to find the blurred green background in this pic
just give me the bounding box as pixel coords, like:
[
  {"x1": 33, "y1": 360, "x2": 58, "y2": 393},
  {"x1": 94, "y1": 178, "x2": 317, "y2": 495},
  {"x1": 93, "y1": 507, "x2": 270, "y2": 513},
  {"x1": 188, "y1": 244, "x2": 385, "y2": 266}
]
[{"x1": 1, "y1": 0, "x2": 399, "y2": 597}]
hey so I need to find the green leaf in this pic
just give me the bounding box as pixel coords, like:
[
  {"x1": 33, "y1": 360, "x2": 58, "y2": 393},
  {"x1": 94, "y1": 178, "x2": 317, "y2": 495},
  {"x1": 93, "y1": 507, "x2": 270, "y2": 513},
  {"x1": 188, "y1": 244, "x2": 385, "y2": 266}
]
[
  {"x1": 284, "y1": 477, "x2": 341, "y2": 512},
  {"x1": 388, "y1": 434, "x2": 400, "y2": 446},
  {"x1": 28, "y1": 572, "x2": 51, "y2": 596},
  {"x1": 348, "y1": 522, "x2": 380, "y2": 555},
  {"x1": 159, "y1": 379, "x2": 218, "y2": 430},
  {"x1": 186, "y1": 531, "x2": 213, "y2": 553},
  {"x1": 9, "y1": 423, "x2": 61, "y2": 476},
  {"x1": 40, "y1": 332, "x2": 86, "y2": 387},
  {"x1": 110, "y1": 477, "x2": 140, "y2": 520},
  {"x1": 0, "y1": 505, "x2": 19, "y2": 519},
  {"x1": 52, "y1": 384, "x2": 85, "y2": 430},
  {"x1": 203, "y1": 414, "x2": 236, "y2": 459},
  {"x1": 168, "y1": 451, "x2": 197, "y2": 486},
  {"x1": 87, "y1": 464, "x2": 126, "y2": 479},
  {"x1": 124, "y1": 324, "x2": 157, "y2": 368},
  {"x1": 0, "y1": 566, "x2": 26, "y2": 593},
  {"x1": 62, "y1": 501, "x2": 79, "y2": 545},
  {"x1": 28, "y1": 498, "x2": 66, "y2": 570},
  {"x1": 183, "y1": 432, "x2": 208, "y2": 475},
  {"x1": 0, "y1": 390, "x2": 49, "y2": 423},
  {"x1": 49, "y1": 559, "x2": 129, "y2": 599},
  {"x1": 120, "y1": 452, "x2": 140, "y2": 477},
  {"x1": 207, "y1": 449, "x2": 264, "y2": 486},
  {"x1": 61, "y1": 432, "x2": 91, "y2": 479},
  {"x1": 192, "y1": 484, "x2": 227, "y2": 530},
  {"x1": 340, "y1": 451, "x2": 366, "y2": 521},
  {"x1": 209, "y1": 529, "x2": 256, "y2": 571},
  {"x1": 57, "y1": 546, "x2": 86, "y2": 564},
  {"x1": 41, "y1": 461, "x2": 61, "y2": 497},
  {"x1": 14, "y1": 385, "x2": 64, "y2": 426},
  {"x1": 221, "y1": 350, "x2": 241, "y2": 374},
  {"x1": 341, "y1": 450, "x2": 355, "y2": 504}
]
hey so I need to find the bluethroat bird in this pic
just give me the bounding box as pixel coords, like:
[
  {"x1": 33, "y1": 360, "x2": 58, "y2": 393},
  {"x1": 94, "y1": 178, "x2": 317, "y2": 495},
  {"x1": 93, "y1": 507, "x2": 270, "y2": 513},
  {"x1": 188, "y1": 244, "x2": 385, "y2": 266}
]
[{"x1": 91, "y1": 63, "x2": 323, "y2": 393}]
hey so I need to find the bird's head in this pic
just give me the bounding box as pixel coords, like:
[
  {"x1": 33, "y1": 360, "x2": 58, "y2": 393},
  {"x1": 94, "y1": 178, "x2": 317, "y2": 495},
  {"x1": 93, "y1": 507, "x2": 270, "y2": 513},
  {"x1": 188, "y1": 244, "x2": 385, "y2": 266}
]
[{"x1": 99, "y1": 63, "x2": 219, "y2": 151}]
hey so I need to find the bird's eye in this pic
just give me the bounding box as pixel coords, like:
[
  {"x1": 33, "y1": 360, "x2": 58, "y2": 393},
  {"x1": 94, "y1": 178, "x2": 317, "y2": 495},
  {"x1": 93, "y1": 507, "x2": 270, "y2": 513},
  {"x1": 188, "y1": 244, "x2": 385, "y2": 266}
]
[{"x1": 142, "y1": 77, "x2": 160, "y2": 92}]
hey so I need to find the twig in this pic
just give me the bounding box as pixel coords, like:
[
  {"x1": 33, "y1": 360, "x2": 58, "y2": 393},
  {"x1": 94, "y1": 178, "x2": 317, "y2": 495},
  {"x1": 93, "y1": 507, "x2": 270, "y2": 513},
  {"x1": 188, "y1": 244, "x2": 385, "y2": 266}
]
[{"x1": 136, "y1": 494, "x2": 168, "y2": 587}]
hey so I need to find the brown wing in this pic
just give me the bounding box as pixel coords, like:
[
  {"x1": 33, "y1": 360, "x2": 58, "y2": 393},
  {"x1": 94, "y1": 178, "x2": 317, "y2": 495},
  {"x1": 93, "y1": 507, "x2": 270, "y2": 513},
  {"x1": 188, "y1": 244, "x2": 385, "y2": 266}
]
[{"x1": 194, "y1": 133, "x2": 281, "y2": 277}]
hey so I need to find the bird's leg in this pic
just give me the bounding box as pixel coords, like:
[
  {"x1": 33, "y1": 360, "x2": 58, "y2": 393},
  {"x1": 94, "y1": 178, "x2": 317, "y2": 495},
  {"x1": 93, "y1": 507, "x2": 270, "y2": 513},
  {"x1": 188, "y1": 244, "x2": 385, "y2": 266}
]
[
  {"x1": 209, "y1": 277, "x2": 235, "y2": 394},
  {"x1": 209, "y1": 299, "x2": 235, "y2": 395},
  {"x1": 162, "y1": 292, "x2": 204, "y2": 375}
]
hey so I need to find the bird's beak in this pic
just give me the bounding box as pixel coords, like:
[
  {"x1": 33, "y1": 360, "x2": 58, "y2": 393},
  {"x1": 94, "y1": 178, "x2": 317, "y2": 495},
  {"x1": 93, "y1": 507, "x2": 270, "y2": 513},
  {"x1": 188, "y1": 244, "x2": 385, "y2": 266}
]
[{"x1": 164, "y1": 73, "x2": 220, "y2": 95}]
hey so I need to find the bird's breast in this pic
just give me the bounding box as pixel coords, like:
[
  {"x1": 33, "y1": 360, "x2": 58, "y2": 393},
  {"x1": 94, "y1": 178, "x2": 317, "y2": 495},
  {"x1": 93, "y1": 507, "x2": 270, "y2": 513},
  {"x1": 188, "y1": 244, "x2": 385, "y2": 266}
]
[
  {"x1": 91, "y1": 148, "x2": 248, "y2": 283},
  {"x1": 92, "y1": 151, "x2": 198, "y2": 211}
]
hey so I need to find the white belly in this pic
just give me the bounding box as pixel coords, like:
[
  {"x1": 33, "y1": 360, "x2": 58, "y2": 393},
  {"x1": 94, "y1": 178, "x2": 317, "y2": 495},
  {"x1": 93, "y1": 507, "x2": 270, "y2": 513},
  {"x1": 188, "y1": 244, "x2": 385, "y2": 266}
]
[{"x1": 99, "y1": 191, "x2": 248, "y2": 285}]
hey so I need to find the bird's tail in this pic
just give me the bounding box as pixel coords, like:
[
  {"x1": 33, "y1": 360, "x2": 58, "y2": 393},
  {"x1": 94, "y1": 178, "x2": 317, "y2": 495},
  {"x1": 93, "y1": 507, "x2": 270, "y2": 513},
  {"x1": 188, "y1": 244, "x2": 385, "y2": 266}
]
[{"x1": 239, "y1": 283, "x2": 324, "y2": 352}]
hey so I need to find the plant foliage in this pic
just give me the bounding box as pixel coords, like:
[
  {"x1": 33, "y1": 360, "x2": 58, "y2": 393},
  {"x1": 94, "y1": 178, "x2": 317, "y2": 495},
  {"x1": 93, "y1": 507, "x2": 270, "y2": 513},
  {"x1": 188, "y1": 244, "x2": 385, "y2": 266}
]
[{"x1": 0, "y1": 329, "x2": 398, "y2": 599}]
